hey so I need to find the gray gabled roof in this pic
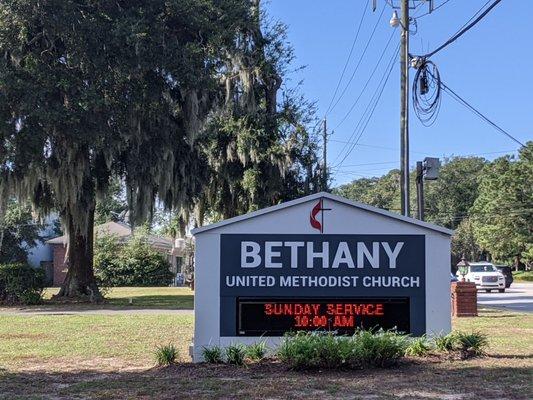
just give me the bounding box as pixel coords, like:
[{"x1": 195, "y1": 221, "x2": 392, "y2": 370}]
[
  {"x1": 46, "y1": 221, "x2": 174, "y2": 248},
  {"x1": 192, "y1": 192, "x2": 453, "y2": 236}
]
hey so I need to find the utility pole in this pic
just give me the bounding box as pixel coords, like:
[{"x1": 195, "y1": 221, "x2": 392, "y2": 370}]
[
  {"x1": 375, "y1": 1, "x2": 434, "y2": 215},
  {"x1": 415, "y1": 157, "x2": 440, "y2": 221},
  {"x1": 400, "y1": 0, "x2": 410, "y2": 217},
  {"x1": 322, "y1": 118, "x2": 328, "y2": 192},
  {"x1": 416, "y1": 161, "x2": 424, "y2": 221}
]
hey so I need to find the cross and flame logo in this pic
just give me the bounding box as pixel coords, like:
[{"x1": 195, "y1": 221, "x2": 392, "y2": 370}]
[{"x1": 309, "y1": 198, "x2": 331, "y2": 233}]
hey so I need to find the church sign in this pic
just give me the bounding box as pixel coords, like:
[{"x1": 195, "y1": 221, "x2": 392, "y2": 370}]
[{"x1": 191, "y1": 193, "x2": 452, "y2": 361}]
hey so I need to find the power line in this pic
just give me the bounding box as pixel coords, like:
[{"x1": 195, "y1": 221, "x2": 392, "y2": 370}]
[
  {"x1": 330, "y1": 139, "x2": 429, "y2": 156},
  {"x1": 439, "y1": 79, "x2": 525, "y2": 147},
  {"x1": 420, "y1": 0, "x2": 502, "y2": 58},
  {"x1": 332, "y1": 45, "x2": 398, "y2": 166},
  {"x1": 324, "y1": 0, "x2": 369, "y2": 116},
  {"x1": 338, "y1": 161, "x2": 398, "y2": 168},
  {"x1": 328, "y1": 3, "x2": 387, "y2": 115},
  {"x1": 332, "y1": 45, "x2": 399, "y2": 164},
  {"x1": 414, "y1": 0, "x2": 453, "y2": 19},
  {"x1": 330, "y1": 138, "x2": 519, "y2": 159},
  {"x1": 332, "y1": 29, "x2": 396, "y2": 131},
  {"x1": 333, "y1": 45, "x2": 400, "y2": 169}
]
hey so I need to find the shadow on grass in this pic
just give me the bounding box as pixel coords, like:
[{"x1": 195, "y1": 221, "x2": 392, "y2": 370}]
[
  {"x1": 1, "y1": 362, "x2": 531, "y2": 400},
  {"x1": 0, "y1": 296, "x2": 194, "y2": 314},
  {"x1": 107, "y1": 294, "x2": 194, "y2": 309},
  {"x1": 488, "y1": 353, "x2": 533, "y2": 360}
]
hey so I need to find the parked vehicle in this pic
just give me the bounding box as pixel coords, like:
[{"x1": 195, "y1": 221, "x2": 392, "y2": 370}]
[
  {"x1": 457, "y1": 262, "x2": 506, "y2": 293},
  {"x1": 450, "y1": 273, "x2": 458, "y2": 283},
  {"x1": 495, "y1": 265, "x2": 513, "y2": 288}
]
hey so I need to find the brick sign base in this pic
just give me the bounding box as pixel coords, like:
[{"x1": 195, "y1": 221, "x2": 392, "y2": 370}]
[{"x1": 451, "y1": 281, "x2": 477, "y2": 317}]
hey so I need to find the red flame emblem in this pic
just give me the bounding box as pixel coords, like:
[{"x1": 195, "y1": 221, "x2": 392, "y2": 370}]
[{"x1": 310, "y1": 199, "x2": 323, "y2": 232}]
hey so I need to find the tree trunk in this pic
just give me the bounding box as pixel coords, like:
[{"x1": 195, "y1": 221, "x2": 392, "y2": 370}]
[{"x1": 57, "y1": 204, "x2": 101, "y2": 302}]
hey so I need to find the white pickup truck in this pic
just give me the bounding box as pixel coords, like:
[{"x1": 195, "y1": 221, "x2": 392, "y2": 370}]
[{"x1": 457, "y1": 262, "x2": 506, "y2": 293}]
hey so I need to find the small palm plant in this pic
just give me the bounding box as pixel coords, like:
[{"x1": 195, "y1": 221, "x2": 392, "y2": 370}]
[
  {"x1": 225, "y1": 344, "x2": 246, "y2": 366},
  {"x1": 202, "y1": 345, "x2": 224, "y2": 364},
  {"x1": 246, "y1": 341, "x2": 268, "y2": 361},
  {"x1": 155, "y1": 344, "x2": 178, "y2": 366},
  {"x1": 455, "y1": 331, "x2": 488, "y2": 359}
]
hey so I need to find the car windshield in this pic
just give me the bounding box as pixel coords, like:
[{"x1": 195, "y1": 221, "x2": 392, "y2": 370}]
[{"x1": 470, "y1": 265, "x2": 496, "y2": 273}]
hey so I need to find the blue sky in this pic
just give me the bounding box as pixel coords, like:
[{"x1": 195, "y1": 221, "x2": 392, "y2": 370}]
[{"x1": 265, "y1": 0, "x2": 532, "y2": 185}]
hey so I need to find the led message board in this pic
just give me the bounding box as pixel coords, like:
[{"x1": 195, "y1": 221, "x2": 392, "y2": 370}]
[
  {"x1": 220, "y1": 234, "x2": 425, "y2": 336},
  {"x1": 237, "y1": 298, "x2": 410, "y2": 336}
]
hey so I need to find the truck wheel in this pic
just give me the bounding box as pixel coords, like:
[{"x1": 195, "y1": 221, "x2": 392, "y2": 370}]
[
  {"x1": 485, "y1": 289, "x2": 491, "y2": 293},
  {"x1": 498, "y1": 289, "x2": 505, "y2": 293}
]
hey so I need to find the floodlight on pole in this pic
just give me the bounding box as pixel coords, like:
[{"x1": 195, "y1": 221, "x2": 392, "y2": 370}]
[{"x1": 390, "y1": 11, "x2": 400, "y2": 28}]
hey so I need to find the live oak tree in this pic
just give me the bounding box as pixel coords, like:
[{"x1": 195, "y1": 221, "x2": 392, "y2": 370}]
[
  {"x1": 0, "y1": 0, "x2": 248, "y2": 299},
  {"x1": 195, "y1": 1, "x2": 321, "y2": 223}
]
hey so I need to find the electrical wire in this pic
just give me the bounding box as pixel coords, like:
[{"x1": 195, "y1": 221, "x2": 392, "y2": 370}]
[
  {"x1": 414, "y1": 0, "x2": 453, "y2": 19},
  {"x1": 438, "y1": 79, "x2": 525, "y2": 147},
  {"x1": 330, "y1": 139, "x2": 519, "y2": 159},
  {"x1": 324, "y1": 0, "x2": 370, "y2": 116},
  {"x1": 419, "y1": 0, "x2": 502, "y2": 58},
  {"x1": 328, "y1": 4, "x2": 387, "y2": 115},
  {"x1": 333, "y1": 29, "x2": 396, "y2": 131},
  {"x1": 332, "y1": 45, "x2": 400, "y2": 169},
  {"x1": 332, "y1": 45, "x2": 399, "y2": 165},
  {"x1": 412, "y1": 59, "x2": 441, "y2": 126}
]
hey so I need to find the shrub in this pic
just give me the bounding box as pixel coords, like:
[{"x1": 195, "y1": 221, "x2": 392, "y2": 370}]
[
  {"x1": 455, "y1": 331, "x2": 488, "y2": 358},
  {"x1": 246, "y1": 341, "x2": 268, "y2": 361},
  {"x1": 202, "y1": 345, "x2": 223, "y2": 364},
  {"x1": 405, "y1": 336, "x2": 432, "y2": 357},
  {"x1": 94, "y1": 229, "x2": 173, "y2": 287},
  {"x1": 352, "y1": 330, "x2": 409, "y2": 368},
  {"x1": 0, "y1": 263, "x2": 44, "y2": 305},
  {"x1": 277, "y1": 330, "x2": 409, "y2": 370},
  {"x1": 155, "y1": 344, "x2": 178, "y2": 366},
  {"x1": 434, "y1": 332, "x2": 457, "y2": 352},
  {"x1": 225, "y1": 344, "x2": 246, "y2": 366}
]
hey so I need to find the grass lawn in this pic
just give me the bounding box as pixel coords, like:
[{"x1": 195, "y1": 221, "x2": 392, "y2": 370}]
[
  {"x1": 0, "y1": 308, "x2": 531, "y2": 399},
  {"x1": 34, "y1": 286, "x2": 193, "y2": 310},
  {"x1": 513, "y1": 271, "x2": 533, "y2": 282}
]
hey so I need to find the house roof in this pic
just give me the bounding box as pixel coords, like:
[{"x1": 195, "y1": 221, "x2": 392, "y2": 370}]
[
  {"x1": 46, "y1": 221, "x2": 174, "y2": 248},
  {"x1": 191, "y1": 192, "x2": 454, "y2": 236}
]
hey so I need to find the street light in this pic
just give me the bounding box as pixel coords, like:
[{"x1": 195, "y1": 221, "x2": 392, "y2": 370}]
[{"x1": 389, "y1": 10, "x2": 400, "y2": 28}]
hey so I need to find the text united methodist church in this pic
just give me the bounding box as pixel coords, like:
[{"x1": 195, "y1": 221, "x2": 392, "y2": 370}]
[{"x1": 225, "y1": 237, "x2": 421, "y2": 289}]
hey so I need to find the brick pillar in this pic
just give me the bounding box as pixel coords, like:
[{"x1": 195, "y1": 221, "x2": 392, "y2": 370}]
[
  {"x1": 451, "y1": 281, "x2": 477, "y2": 317},
  {"x1": 52, "y1": 244, "x2": 68, "y2": 287}
]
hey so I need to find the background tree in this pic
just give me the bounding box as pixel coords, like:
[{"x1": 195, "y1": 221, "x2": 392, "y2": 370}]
[
  {"x1": 332, "y1": 148, "x2": 531, "y2": 269},
  {"x1": 451, "y1": 217, "x2": 483, "y2": 266},
  {"x1": 334, "y1": 169, "x2": 401, "y2": 211},
  {"x1": 0, "y1": 200, "x2": 41, "y2": 264},
  {"x1": 471, "y1": 143, "x2": 533, "y2": 266},
  {"x1": 94, "y1": 229, "x2": 173, "y2": 287},
  {"x1": 94, "y1": 179, "x2": 128, "y2": 225},
  {"x1": 424, "y1": 157, "x2": 487, "y2": 229}
]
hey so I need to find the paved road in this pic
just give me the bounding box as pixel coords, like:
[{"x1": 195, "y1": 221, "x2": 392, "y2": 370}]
[{"x1": 477, "y1": 282, "x2": 533, "y2": 313}]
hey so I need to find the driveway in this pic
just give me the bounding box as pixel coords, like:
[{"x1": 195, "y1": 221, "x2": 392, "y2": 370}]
[{"x1": 477, "y1": 282, "x2": 533, "y2": 313}]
